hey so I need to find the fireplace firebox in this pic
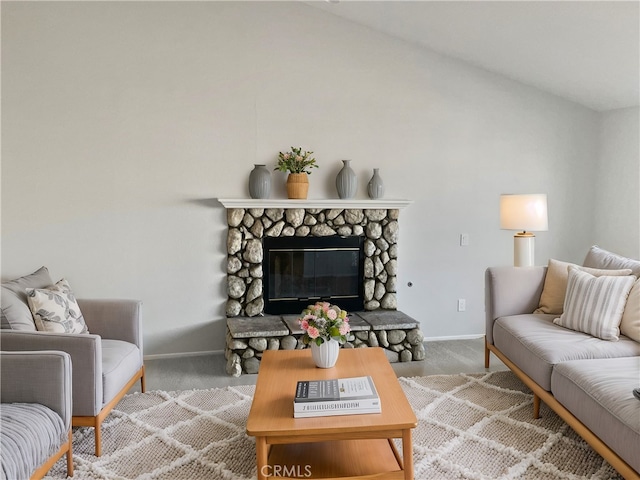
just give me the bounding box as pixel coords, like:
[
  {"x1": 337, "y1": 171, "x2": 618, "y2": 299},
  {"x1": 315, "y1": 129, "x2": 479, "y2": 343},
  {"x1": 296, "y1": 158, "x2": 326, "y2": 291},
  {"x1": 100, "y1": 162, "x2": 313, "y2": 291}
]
[{"x1": 263, "y1": 236, "x2": 365, "y2": 314}]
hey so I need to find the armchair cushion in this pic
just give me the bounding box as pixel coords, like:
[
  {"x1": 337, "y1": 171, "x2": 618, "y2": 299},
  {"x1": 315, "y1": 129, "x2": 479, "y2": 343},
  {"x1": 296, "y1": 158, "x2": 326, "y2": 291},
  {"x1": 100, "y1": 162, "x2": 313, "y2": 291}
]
[
  {"x1": 102, "y1": 339, "x2": 143, "y2": 404},
  {"x1": 1, "y1": 403, "x2": 67, "y2": 480},
  {"x1": 26, "y1": 278, "x2": 89, "y2": 334},
  {"x1": 1, "y1": 266, "x2": 52, "y2": 331}
]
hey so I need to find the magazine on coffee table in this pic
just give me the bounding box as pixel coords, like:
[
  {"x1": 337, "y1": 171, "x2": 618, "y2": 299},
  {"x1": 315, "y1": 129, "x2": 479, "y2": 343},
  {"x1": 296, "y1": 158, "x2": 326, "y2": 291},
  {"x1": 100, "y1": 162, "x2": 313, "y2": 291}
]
[{"x1": 293, "y1": 376, "x2": 381, "y2": 418}]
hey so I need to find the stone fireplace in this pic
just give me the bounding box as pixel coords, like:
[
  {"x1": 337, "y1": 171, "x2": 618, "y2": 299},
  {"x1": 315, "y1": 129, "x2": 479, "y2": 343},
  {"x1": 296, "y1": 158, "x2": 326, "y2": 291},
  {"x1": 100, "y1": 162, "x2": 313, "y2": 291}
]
[{"x1": 218, "y1": 199, "x2": 424, "y2": 375}]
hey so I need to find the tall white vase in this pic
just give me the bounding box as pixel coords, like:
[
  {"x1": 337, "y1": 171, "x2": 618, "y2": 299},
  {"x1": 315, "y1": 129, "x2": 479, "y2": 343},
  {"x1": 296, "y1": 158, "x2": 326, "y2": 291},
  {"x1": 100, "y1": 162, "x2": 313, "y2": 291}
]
[{"x1": 310, "y1": 338, "x2": 340, "y2": 368}]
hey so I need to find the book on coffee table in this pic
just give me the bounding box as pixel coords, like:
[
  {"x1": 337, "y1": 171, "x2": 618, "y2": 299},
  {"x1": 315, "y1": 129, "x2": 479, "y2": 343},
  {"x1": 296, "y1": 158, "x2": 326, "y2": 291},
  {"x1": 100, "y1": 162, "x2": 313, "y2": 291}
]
[{"x1": 293, "y1": 375, "x2": 381, "y2": 418}]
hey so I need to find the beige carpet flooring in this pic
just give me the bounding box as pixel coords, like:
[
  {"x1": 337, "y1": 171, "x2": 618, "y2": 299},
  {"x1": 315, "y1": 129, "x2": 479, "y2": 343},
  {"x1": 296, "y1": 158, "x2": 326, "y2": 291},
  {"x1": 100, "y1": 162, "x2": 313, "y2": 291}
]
[{"x1": 45, "y1": 371, "x2": 622, "y2": 479}]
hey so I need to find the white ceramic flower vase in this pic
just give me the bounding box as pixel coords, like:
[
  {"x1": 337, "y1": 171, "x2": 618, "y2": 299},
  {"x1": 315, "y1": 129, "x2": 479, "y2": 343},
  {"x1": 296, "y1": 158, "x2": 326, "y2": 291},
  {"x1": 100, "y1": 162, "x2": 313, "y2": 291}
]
[{"x1": 310, "y1": 338, "x2": 340, "y2": 368}]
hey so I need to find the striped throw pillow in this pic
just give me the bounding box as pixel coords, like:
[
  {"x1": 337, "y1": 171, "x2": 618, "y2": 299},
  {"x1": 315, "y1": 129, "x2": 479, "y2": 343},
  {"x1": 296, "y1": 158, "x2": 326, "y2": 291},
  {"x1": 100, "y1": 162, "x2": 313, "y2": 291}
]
[{"x1": 553, "y1": 267, "x2": 636, "y2": 341}]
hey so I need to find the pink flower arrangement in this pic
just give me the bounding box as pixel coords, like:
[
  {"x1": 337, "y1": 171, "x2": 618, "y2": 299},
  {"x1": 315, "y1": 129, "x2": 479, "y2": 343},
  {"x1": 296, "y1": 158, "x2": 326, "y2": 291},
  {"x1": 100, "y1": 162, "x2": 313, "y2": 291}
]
[
  {"x1": 298, "y1": 301, "x2": 351, "y2": 346},
  {"x1": 275, "y1": 146, "x2": 318, "y2": 174}
]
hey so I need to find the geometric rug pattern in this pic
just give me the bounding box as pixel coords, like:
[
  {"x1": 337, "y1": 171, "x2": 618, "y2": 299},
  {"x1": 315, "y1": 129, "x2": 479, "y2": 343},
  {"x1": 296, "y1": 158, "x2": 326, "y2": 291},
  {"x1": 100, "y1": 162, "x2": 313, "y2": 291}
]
[{"x1": 44, "y1": 371, "x2": 622, "y2": 479}]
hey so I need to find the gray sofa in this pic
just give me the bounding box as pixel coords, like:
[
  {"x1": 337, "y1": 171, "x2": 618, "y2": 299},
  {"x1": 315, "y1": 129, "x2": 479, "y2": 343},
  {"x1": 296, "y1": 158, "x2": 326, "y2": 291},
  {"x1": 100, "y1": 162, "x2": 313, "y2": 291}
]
[
  {"x1": 1, "y1": 351, "x2": 73, "y2": 480},
  {"x1": 485, "y1": 246, "x2": 640, "y2": 479}
]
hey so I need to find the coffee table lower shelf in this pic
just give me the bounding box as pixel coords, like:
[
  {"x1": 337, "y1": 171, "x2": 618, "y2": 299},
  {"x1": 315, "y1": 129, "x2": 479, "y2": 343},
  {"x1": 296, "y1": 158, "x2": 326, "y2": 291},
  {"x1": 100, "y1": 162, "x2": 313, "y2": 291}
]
[{"x1": 262, "y1": 438, "x2": 407, "y2": 479}]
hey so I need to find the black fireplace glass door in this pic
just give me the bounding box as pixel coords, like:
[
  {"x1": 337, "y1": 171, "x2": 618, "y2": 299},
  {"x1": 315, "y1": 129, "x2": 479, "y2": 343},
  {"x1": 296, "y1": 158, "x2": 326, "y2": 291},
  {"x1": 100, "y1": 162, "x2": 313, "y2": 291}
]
[
  {"x1": 268, "y1": 249, "x2": 359, "y2": 300},
  {"x1": 263, "y1": 236, "x2": 364, "y2": 314}
]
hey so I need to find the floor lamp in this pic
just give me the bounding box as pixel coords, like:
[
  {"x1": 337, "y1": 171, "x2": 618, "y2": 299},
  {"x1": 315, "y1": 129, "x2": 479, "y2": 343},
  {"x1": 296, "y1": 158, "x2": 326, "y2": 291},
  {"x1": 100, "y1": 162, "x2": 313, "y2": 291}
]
[{"x1": 500, "y1": 194, "x2": 548, "y2": 267}]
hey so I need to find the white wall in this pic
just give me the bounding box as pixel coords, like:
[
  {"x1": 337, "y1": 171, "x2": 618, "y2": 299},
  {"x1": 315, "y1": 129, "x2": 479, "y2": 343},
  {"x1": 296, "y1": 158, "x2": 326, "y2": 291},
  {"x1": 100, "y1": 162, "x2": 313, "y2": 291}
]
[
  {"x1": 2, "y1": 2, "x2": 603, "y2": 354},
  {"x1": 594, "y1": 107, "x2": 640, "y2": 259}
]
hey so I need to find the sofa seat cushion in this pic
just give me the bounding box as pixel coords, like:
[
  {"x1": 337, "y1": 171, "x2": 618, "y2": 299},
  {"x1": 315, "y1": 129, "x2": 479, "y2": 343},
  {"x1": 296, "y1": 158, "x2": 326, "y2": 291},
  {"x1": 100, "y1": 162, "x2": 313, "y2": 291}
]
[
  {"x1": 101, "y1": 339, "x2": 142, "y2": 406},
  {"x1": 551, "y1": 357, "x2": 640, "y2": 474},
  {"x1": 493, "y1": 314, "x2": 640, "y2": 391},
  {"x1": 0, "y1": 403, "x2": 67, "y2": 480}
]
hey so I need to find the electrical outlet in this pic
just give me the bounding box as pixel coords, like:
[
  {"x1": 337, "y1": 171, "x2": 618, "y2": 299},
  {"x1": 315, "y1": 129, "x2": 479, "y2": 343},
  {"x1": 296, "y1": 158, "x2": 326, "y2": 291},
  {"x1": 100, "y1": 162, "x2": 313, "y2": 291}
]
[
  {"x1": 457, "y1": 299, "x2": 466, "y2": 312},
  {"x1": 460, "y1": 233, "x2": 469, "y2": 246}
]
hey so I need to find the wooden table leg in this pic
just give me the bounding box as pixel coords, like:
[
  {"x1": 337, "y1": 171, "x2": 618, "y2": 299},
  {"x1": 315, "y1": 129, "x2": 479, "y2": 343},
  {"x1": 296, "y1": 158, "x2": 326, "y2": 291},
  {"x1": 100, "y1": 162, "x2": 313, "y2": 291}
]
[
  {"x1": 403, "y1": 429, "x2": 414, "y2": 480},
  {"x1": 256, "y1": 436, "x2": 268, "y2": 480}
]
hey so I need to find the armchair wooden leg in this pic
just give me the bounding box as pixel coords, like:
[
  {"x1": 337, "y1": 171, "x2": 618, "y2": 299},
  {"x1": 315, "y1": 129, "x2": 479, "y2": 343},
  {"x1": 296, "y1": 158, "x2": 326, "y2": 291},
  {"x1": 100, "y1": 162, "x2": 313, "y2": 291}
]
[
  {"x1": 94, "y1": 418, "x2": 102, "y2": 457},
  {"x1": 67, "y1": 431, "x2": 74, "y2": 477},
  {"x1": 140, "y1": 365, "x2": 146, "y2": 393},
  {"x1": 74, "y1": 366, "x2": 145, "y2": 456}
]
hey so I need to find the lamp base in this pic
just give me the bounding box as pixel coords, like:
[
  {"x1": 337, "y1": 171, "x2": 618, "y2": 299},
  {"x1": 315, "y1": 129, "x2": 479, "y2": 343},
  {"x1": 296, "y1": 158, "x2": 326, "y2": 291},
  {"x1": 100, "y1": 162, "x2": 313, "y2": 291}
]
[{"x1": 514, "y1": 233, "x2": 535, "y2": 267}]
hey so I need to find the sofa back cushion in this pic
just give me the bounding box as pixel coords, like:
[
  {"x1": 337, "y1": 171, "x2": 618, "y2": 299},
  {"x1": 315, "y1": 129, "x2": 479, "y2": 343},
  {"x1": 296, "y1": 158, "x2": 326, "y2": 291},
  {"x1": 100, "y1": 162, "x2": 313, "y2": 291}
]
[
  {"x1": 620, "y1": 278, "x2": 640, "y2": 342},
  {"x1": 1, "y1": 267, "x2": 53, "y2": 330},
  {"x1": 535, "y1": 259, "x2": 632, "y2": 315},
  {"x1": 553, "y1": 267, "x2": 636, "y2": 341},
  {"x1": 583, "y1": 245, "x2": 640, "y2": 276}
]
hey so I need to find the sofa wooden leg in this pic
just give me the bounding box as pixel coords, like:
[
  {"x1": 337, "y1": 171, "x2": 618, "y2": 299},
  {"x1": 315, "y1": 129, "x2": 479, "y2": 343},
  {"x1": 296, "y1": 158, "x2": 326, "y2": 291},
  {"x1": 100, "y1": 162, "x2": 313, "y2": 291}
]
[
  {"x1": 484, "y1": 337, "x2": 490, "y2": 368},
  {"x1": 533, "y1": 394, "x2": 541, "y2": 419}
]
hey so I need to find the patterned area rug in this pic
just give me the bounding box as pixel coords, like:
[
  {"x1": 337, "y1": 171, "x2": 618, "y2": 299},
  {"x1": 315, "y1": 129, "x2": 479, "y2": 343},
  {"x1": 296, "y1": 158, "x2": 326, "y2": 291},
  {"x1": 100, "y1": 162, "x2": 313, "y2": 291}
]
[{"x1": 45, "y1": 371, "x2": 621, "y2": 479}]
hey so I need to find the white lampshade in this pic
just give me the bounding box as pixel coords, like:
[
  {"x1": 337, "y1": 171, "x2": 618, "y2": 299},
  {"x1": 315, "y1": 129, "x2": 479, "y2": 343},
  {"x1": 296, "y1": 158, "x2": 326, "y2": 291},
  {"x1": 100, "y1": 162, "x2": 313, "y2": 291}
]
[
  {"x1": 500, "y1": 194, "x2": 548, "y2": 267},
  {"x1": 500, "y1": 194, "x2": 548, "y2": 232}
]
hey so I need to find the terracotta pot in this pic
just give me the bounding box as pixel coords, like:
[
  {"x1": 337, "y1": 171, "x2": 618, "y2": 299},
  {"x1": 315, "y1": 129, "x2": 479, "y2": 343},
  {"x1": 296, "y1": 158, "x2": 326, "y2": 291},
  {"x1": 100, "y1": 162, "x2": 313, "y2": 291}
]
[{"x1": 286, "y1": 173, "x2": 309, "y2": 199}]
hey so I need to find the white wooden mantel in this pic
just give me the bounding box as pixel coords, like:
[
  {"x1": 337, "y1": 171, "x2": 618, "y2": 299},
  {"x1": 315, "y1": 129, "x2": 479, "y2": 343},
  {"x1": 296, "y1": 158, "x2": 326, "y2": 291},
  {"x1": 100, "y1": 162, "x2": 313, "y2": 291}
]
[{"x1": 217, "y1": 198, "x2": 413, "y2": 209}]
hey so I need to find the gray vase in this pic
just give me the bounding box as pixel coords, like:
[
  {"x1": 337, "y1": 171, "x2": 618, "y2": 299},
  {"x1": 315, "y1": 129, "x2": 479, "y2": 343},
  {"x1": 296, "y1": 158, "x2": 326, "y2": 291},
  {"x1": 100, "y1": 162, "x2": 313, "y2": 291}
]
[
  {"x1": 367, "y1": 168, "x2": 385, "y2": 199},
  {"x1": 248, "y1": 164, "x2": 271, "y2": 199},
  {"x1": 336, "y1": 160, "x2": 357, "y2": 199}
]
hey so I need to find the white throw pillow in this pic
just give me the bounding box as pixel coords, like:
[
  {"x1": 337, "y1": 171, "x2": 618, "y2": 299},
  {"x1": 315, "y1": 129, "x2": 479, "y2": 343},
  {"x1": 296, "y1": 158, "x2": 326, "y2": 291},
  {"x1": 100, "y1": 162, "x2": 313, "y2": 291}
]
[
  {"x1": 620, "y1": 278, "x2": 640, "y2": 343},
  {"x1": 535, "y1": 259, "x2": 632, "y2": 315},
  {"x1": 553, "y1": 267, "x2": 636, "y2": 341},
  {"x1": 27, "y1": 278, "x2": 89, "y2": 334}
]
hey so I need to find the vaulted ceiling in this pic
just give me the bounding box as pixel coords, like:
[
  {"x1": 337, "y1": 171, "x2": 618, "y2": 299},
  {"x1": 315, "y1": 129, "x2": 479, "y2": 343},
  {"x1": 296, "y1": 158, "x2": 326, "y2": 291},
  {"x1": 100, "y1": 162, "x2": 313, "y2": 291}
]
[{"x1": 308, "y1": 1, "x2": 639, "y2": 112}]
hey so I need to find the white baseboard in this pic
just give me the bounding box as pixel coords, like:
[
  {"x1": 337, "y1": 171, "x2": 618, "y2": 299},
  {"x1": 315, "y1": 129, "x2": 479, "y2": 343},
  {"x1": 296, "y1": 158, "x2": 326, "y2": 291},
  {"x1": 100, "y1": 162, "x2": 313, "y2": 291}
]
[
  {"x1": 144, "y1": 350, "x2": 223, "y2": 361},
  {"x1": 423, "y1": 334, "x2": 485, "y2": 342}
]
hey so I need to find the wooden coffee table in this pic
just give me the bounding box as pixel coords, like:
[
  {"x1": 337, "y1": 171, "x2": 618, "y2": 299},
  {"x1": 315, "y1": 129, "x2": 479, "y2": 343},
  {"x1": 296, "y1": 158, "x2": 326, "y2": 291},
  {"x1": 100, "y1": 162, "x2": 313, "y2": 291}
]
[{"x1": 246, "y1": 347, "x2": 417, "y2": 479}]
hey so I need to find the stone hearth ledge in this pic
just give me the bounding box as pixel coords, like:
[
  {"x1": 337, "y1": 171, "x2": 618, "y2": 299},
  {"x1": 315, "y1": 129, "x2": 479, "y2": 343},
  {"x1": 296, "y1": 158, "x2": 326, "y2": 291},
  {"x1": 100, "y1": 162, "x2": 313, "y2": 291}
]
[{"x1": 225, "y1": 310, "x2": 425, "y2": 376}]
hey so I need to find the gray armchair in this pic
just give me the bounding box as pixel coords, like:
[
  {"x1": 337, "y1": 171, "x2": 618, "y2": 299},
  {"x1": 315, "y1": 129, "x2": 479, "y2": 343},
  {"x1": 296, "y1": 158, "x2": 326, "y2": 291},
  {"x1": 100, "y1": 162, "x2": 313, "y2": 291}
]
[
  {"x1": 1, "y1": 350, "x2": 73, "y2": 479},
  {"x1": 1, "y1": 267, "x2": 145, "y2": 457}
]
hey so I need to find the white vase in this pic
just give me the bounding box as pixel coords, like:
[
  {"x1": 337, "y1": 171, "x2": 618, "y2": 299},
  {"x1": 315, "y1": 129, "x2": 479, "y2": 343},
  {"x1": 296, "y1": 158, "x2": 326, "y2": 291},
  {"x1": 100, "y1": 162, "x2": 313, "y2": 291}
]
[{"x1": 310, "y1": 338, "x2": 340, "y2": 368}]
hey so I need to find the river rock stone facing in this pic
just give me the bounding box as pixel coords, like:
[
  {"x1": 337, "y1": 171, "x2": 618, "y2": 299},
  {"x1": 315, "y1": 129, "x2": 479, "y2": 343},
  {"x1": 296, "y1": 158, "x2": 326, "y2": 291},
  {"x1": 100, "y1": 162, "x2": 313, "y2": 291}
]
[{"x1": 225, "y1": 208, "x2": 401, "y2": 317}]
